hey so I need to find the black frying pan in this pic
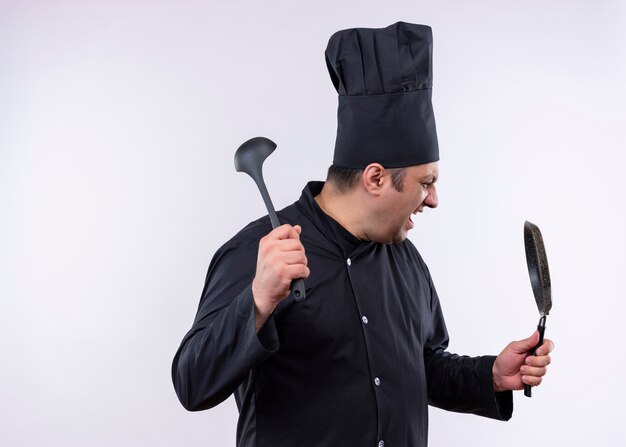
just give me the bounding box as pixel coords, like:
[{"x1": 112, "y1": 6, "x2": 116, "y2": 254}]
[{"x1": 523, "y1": 220, "x2": 552, "y2": 397}]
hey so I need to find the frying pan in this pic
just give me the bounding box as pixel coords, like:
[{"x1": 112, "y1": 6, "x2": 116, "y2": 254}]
[{"x1": 523, "y1": 220, "x2": 552, "y2": 397}]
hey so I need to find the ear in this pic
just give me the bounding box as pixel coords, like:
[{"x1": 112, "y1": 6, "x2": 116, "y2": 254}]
[{"x1": 361, "y1": 163, "x2": 386, "y2": 195}]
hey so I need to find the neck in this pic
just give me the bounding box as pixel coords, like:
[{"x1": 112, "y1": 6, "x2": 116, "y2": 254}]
[{"x1": 314, "y1": 182, "x2": 367, "y2": 240}]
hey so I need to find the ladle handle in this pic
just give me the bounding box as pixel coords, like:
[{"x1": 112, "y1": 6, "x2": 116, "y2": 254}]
[
  {"x1": 255, "y1": 176, "x2": 306, "y2": 302},
  {"x1": 524, "y1": 316, "x2": 546, "y2": 397},
  {"x1": 290, "y1": 278, "x2": 306, "y2": 302}
]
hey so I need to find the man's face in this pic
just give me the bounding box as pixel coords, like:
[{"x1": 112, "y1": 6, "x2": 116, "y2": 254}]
[{"x1": 367, "y1": 162, "x2": 439, "y2": 243}]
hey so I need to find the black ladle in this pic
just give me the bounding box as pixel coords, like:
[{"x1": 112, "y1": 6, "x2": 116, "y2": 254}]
[{"x1": 234, "y1": 136, "x2": 306, "y2": 302}]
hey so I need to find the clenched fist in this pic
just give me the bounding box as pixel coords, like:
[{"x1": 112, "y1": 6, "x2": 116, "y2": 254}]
[{"x1": 252, "y1": 224, "x2": 310, "y2": 332}]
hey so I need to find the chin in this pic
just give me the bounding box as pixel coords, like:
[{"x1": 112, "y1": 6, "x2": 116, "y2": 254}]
[
  {"x1": 369, "y1": 227, "x2": 409, "y2": 244},
  {"x1": 386, "y1": 232, "x2": 409, "y2": 244},
  {"x1": 370, "y1": 235, "x2": 398, "y2": 244}
]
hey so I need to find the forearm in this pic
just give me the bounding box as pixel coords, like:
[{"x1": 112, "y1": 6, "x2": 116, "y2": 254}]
[
  {"x1": 172, "y1": 285, "x2": 278, "y2": 411},
  {"x1": 425, "y1": 349, "x2": 512, "y2": 420}
]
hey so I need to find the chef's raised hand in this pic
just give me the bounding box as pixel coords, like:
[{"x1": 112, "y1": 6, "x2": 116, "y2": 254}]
[
  {"x1": 252, "y1": 224, "x2": 310, "y2": 332},
  {"x1": 492, "y1": 331, "x2": 554, "y2": 392}
]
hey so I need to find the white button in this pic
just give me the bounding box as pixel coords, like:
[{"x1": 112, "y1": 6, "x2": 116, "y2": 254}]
[
  {"x1": 378, "y1": 441, "x2": 384, "y2": 447},
  {"x1": 347, "y1": 258, "x2": 351, "y2": 266},
  {"x1": 374, "y1": 377, "x2": 381, "y2": 386},
  {"x1": 361, "y1": 316, "x2": 368, "y2": 324}
]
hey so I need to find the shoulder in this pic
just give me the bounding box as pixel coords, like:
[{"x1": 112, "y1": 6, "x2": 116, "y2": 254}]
[
  {"x1": 216, "y1": 216, "x2": 271, "y2": 262},
  {"x1": 217, "y1": 200, "x2": 303, "y2": 257}
]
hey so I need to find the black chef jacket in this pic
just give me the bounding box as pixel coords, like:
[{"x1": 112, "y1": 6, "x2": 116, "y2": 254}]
[{"x1": 172, "y1": 181, "x2": 513, "y2": 447}]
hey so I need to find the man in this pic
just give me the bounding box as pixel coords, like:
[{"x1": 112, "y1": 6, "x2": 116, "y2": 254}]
[{"x1": 172, "y1": 22, "x2": 553, "y2": 446}]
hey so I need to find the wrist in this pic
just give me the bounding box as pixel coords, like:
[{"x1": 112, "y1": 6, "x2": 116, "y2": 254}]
[
  {"x1": 252, "y1": 284, "x2": 277, "y2": 333},
  {"x1": 492, "y1": 363, "x2": 503, "y2": 392}
]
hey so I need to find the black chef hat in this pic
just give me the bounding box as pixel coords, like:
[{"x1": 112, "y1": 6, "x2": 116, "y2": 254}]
[{"x1": 325, "y1": 22, "x2": 439, "y2": 169}]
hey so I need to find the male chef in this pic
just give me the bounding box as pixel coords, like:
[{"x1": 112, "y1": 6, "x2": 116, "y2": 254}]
[{"x1": 172, "y1": 22, "x2": 554, "y2": 447}]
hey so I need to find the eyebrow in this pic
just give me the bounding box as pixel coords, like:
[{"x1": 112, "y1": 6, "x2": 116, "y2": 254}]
[{"x1": 418, "y1": 174, "x2": 437, "y2": 184}]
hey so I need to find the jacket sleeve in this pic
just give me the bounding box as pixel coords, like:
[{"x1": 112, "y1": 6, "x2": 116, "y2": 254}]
[
  {"x1": 171, "y1": 237, "x2": 279, "y2": 411},
  {"x1": 423, "y1": 274, "x2": 513, "y2": 421}
]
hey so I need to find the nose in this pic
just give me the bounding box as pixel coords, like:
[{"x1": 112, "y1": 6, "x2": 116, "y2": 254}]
[{"x1": 425, "y1": 185, "x2": 438, "y2": 209}]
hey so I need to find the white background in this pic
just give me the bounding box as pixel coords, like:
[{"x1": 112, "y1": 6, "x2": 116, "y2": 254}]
[{"x1": 1, "y1": 0, "x2": 625, "y2": 445}]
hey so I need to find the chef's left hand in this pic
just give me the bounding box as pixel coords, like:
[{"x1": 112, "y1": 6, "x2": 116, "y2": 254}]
[{"x1": 492, "y1": 331, "x2": 554, "y2": 392}]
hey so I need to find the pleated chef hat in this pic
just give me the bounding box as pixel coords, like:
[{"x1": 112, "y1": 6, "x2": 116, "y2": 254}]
[{"x1": 325, "y1": 22, "x2": 439, "y2": 168}]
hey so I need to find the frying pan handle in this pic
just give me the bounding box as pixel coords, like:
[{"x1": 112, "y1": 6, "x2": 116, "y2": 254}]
[
  {"x1": 524, "y1": 317, "x2": 546, "y2": 397},
  {"x1": 291, "y1": 278, "x2": 306, "y2": 302}
]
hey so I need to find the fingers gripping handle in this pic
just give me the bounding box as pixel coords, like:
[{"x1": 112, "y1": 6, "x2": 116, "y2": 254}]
[{"x1": 524, "y1": 316, "x2": 546, "y2": 398}]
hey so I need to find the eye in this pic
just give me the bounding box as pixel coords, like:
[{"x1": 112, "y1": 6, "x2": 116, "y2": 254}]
[{"x1": 421, "y1": 183, "x2": 430, "y2": 190}]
